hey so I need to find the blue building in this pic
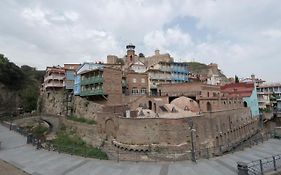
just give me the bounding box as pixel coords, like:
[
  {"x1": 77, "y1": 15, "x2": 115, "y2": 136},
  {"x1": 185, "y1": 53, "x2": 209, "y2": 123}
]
[
  {"x1": 147, "y1": 61, "x2": 189, "y2": 95},
  {"x1": 73, "y1": 62, "x2": 103, "y2": 96},
  {"x1": 243, "y1": 85, "x2": 260, "y2": 117},
  {"x1": 64, "y1": 64, "x2": 81, "y2": 90},
  {"x1": 74, "y1": 75, "x2": 81, "y2": 95}
]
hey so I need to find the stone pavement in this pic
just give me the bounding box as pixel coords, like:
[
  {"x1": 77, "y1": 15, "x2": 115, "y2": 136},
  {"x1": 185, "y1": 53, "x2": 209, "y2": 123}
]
[{"x1": 1, "y1": 124, "x2": 281, "y2": 175}]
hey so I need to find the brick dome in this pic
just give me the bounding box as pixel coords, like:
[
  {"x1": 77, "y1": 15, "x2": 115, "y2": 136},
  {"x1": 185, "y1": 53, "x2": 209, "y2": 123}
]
[{"x1": 170, "y1": 96, "x2": 200, "y2": 113}]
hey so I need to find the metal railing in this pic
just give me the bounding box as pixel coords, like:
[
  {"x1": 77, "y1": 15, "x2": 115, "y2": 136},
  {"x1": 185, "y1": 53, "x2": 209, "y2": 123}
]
[
  {"x1": 237, "y1": 132, "x2": 281, "y2": 175},
  {"x1": 247, "y1": 154, "x2": 281, "y2": 175}
]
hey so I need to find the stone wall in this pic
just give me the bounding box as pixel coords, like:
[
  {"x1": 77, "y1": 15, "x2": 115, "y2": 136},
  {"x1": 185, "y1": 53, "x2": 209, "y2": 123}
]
[
  {"x1": 72, "y1": 96, "x2": 104, "y2": 120},
  {"x1": 41, "y1": 90, "x2": 64, "y2": 115},
  {"x1": 194, "y1": 108, "x2": 259, "y2": 149},
  {"x1": 97, "y1": 105, "x2": 259, "y2": 158},
  {"x1": 40, "y1": 90, "x2": 104, "y2": 120},
  {"x1": 62, "y1": 118, "x2": 102, "y2": 147},
  {"x1": 116, "y1": 117, "x2": 191, "y2": 152}
]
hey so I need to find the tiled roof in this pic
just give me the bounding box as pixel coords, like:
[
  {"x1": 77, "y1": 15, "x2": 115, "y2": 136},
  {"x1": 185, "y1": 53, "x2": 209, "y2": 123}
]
[{"x1": 221, "y1": 82, "x2": 254, "y2": 97}]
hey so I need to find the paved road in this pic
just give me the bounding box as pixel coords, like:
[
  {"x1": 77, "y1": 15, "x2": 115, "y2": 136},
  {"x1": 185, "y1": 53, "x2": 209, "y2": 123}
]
[{"x1": 1, "y1": 124, "x2": 281, "y2": 175}]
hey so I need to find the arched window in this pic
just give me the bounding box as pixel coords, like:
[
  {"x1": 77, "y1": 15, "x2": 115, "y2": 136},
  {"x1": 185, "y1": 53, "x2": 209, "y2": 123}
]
[
  {"x1": 207, "y1": 102, "x2": 212, "y2": 112},
  {"x1": 148, "y1": 101, "x2": 152, "y2": 110}
]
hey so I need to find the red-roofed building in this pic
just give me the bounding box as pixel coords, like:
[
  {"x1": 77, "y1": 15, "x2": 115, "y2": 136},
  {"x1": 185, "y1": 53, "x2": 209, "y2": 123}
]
[{"x1": 221, "y1": 82, "x2": 259, "y2": 117}]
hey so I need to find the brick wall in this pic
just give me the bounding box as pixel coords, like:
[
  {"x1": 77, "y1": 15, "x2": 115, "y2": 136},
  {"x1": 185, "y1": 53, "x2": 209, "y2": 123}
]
[
  {"x1": 126, "y1": 72, "x2": 148, "y2": 96},
  {"x1": 97, "y1": 106, "x2": 259, "y2": 155},
  {"x1": 103, "y1": 67, "x2": 122, "y2": 105}
]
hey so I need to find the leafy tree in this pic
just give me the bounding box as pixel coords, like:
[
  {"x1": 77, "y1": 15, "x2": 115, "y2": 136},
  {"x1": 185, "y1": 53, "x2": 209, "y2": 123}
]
[
  {"x1": 0, "y1": 54, "x2": 25, "y2": 90},
  {"x1": 20, "y1": 85, "x2": 39, "y2": 112},
  {"x1": 0, "y1": 53, "x2": 44, "y2": 113}
]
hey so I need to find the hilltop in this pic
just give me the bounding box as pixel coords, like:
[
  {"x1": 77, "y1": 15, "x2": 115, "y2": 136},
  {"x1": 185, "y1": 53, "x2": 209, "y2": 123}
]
[{"x1": 186, "y1": 61, "x2": 228, "y2": 80}]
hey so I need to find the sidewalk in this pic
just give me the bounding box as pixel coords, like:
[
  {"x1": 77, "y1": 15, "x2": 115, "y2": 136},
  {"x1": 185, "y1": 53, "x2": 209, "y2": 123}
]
[{"x1": 1, "y1": 124, "x2": 281, "y2": 175}]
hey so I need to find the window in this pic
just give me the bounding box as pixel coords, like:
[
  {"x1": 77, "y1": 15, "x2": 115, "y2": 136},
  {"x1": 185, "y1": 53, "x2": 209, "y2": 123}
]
[
  {"x1": 141, "y1": 78, "x2": 145, "y2": 83},
  {"x1": 132, "y1": 88, "x2": 139, "y2": 94},
  {"x1": 141, "y1": 88, "x2": 146, "y2": 94},
  {"x1": 132, "y1": 78, "x2": 137, "y2": 83}
]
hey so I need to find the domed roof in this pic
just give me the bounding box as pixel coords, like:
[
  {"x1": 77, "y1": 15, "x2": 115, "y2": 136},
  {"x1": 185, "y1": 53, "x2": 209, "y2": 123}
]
[
  {"x1": 136, "y1": 107, "x2": 157, "y2": 118},
  {"x1": 170, "y1": 96, "x2": 200, "y2": 113}
]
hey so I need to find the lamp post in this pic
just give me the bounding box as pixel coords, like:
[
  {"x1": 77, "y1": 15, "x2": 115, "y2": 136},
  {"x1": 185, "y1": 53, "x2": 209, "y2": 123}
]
[{"x1": 189, "y1": 120, "x2": 196, "y2": 163}]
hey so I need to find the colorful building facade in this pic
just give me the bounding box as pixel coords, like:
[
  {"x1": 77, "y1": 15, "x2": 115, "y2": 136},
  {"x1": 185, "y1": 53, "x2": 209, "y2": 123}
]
[{"x1": 221, "y1": 82, "x2": 259, "y2": 117}]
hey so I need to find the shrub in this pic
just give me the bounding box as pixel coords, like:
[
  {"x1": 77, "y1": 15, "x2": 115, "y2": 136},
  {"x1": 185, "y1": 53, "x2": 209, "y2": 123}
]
[
  {"x1": 52, "y1": 133, "x2": 108, "y2": 160},
  {"x1": 67, "y1": 115, "x2": 96, "y2": 125},
  {"x1": 32, "y1": 125, "x2": 48, "y2": 137}
]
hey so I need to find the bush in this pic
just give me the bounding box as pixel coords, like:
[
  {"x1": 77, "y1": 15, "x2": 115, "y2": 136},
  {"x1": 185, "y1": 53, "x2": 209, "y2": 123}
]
[
  {"x1": 32, "y1": 125, "x2": 48, "y2": 137},
  {"x1": 67, "y1": 115, "x2": 96, "y2": 125},
  {"x1": 52, "y1": 133, "x2": 108, "y2": 160}
]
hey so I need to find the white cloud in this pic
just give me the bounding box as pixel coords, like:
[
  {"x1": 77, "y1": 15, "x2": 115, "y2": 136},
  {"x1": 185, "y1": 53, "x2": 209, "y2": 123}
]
[
  {"x1": 144, "y1": 27, "x2": 193, "y2": 58},
  {"x1": 64, "y1": 11, "x2": 79, "y2": 22},
  {"x1": 0, "y1": 0, "x2": 281, "y2": 81},
  {"x1": 261, "y1": 29, "x2": 281, "y2": 38},
  {"x1": 22, "y1": 7, "x2": 50, "y2": 26}
]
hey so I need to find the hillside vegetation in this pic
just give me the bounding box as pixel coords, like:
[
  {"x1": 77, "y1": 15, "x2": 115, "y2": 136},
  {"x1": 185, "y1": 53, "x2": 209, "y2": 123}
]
[
  {"x1": 186, "y1": 62, "x2": 209, "y2": 75},
  {"x1": 0, "y1": 54, "x2": 44, "y2": 114},
  {"x1": 186, "y1": 61, "x2": 227, "y2": 79}
]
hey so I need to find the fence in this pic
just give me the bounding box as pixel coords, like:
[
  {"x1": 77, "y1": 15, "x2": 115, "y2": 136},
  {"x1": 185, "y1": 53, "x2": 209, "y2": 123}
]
[
  {"x1": 236, "y1": 131, "x2": 281, "y2": 175},
  {"x1": 238, "y1": 154, "x2": 281, "y2": 175}
]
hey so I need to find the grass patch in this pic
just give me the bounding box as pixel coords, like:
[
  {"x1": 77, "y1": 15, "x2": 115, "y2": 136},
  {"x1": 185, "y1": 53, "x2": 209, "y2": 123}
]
[
  {"x1": 32, "y1": 125, "x2": 48, "y2": 137},
  {"x1": 67, "y1": 115, "x2": 96, "y2": 125},
  {"x1": 52, "y1": 133, "x2": 108, "y2": 160}
]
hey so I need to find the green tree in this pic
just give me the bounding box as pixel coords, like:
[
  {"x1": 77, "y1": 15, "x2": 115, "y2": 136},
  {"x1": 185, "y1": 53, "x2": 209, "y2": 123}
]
[
  {"x1": 20, "y1": 85, "x2": 39, "y2": 112},
  {"x1": 0, "y1": 54, "x2": 25, "y2": 90},
  {"x1": 0, "y1": 53, "x2": 44, "y2": 113}
]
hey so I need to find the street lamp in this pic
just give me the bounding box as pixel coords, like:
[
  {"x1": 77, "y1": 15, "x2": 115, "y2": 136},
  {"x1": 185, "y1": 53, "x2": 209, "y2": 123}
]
[{"x1": 188, "y1": 120, "x2": 197, "y2": 163}]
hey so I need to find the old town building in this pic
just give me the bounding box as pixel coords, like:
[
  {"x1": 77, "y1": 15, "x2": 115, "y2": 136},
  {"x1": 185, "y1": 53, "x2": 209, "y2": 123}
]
[
  {"x1": 43, "y1": 66, "x2": 65, "y2": 91},
  {"x1": 40, "y1": 44, "x2": 260, "y2": 161}
]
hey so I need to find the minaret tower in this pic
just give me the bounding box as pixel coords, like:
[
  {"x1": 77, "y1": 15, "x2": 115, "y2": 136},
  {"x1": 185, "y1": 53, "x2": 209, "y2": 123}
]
[{"x1": 126, "y1": 43, "x2": 135, "y2": 63}]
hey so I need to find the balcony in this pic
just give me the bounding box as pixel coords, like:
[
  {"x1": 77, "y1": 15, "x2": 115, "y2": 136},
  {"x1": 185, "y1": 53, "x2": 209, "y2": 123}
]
[
  {"x1": 171, "y1": 67, "x2": 188, "y2": 74},
  {"x1": 44, "y1": 75, "x2": 64, "y2": 82},
  {"x1": 80, "y1": 89, "x2": 104, "y2": 96},
  {"x1": 171, "y1": 76, "x2": 188, "y2": 82},
  {"x1": 81, "y1": 77, "x2": 103, "y2": 86},
  {"x1": 44, "y1": 82, "x2": 64, "y2": 88}
]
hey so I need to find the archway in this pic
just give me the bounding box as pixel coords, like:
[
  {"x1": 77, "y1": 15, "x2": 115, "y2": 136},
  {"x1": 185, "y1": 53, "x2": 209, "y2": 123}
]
[
  {"x1": 105, "y1": 119, "x2": 116, "y2": 140},
  {"x1": 207, "y1": 102, "x2": 212, "y2": 112},
  {"x1": 243, "y1": 101, "x2": 248, "y2": 107}
]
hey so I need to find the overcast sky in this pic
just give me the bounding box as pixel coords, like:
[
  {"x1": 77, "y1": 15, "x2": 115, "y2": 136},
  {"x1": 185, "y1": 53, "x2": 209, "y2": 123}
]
[{"x1": 0, "y1": 0, "x2": 280, "y2": 82}]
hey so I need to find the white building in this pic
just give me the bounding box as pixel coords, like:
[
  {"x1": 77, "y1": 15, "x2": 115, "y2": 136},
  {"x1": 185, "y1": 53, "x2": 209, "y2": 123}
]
[{"x1": 257, "y1": 83, "x2": 281, "y2": 109}]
